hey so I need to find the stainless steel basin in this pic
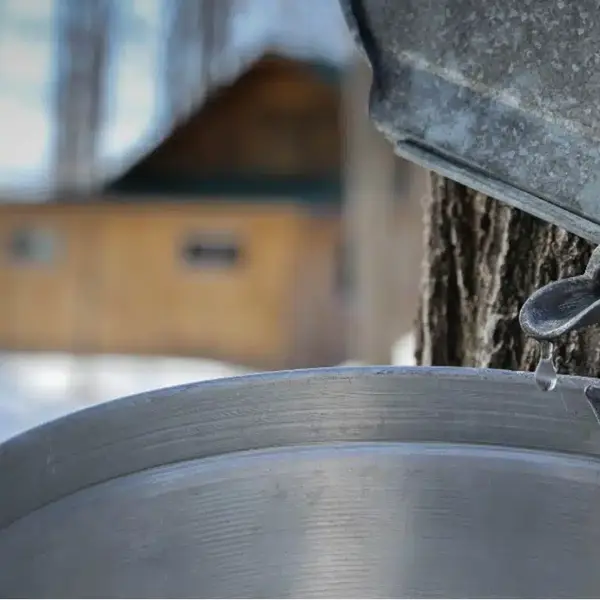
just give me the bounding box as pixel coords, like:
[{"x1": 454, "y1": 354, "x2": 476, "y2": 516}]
[{"x1": 1, "y1": 366, "x2": 600, "y2": 598}]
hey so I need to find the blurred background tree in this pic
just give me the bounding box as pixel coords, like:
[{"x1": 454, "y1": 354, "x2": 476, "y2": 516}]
[
  {"x1": 53, "y1": 0, "x2": 232, "y2": 193},
  {"x1": 54, "y1": 0, "x2": 112, "y2": 191}
]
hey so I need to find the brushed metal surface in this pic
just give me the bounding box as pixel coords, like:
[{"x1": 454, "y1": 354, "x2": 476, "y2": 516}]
[
  {"x1": 339, "y1": 0, "x2": 600, "y2": 243},
  {"x1": 2, "y1": 366, "x2": 600, "y2": 598}
]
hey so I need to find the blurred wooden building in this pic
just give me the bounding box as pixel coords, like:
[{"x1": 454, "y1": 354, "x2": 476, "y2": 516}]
[{"x1": 0, "y1": 55, "x2": 347, "y2": 370}]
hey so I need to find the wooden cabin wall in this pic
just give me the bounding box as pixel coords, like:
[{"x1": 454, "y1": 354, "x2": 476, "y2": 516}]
[
  {"x1": 0, "y1": 201, "x2": 343, "y2": 369},
  {"x1": 0, "y1": 208, "x2": 94, "y2": 352},
  {"x1": 126, "y1": 56, "x2": 342, "y2": 179},
  {"x1": 290, "y1": 211, "x2": 346, "y2": 367},
  {"x1": 94, "y1": 202, "x2": 305, "y2": 369}
]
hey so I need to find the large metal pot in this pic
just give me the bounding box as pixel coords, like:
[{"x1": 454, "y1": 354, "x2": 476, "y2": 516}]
[{"x1": 1, "y1": 366, "x2": 600, "y2": 598}]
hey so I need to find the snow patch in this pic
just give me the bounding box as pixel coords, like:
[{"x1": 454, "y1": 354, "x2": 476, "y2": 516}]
[{"x1": 0, "y1": 332, "x2": 416, "y2": 441}]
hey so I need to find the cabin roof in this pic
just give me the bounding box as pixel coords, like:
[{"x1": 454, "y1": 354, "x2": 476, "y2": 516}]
[{"x1": 105, "y1": 53, "x2": 343, "y2": 207}]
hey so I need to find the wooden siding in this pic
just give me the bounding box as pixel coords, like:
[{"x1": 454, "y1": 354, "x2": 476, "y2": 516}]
[{"x1": 0, "y1": 201, "x2": 344, "y2": 369}]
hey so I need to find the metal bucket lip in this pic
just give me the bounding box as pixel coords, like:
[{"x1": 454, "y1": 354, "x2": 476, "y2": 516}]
[{"x1": 0, "y1": 365, "x2": 598, "y2": 530}]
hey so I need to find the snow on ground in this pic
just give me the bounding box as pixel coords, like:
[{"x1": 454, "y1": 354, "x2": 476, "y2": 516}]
[
  {"x1": 0, "y1": 353, "x2": 250, "y2": 441},
  {"x1": 0, "y1": 333, "x2": 416, "y2": 441}
]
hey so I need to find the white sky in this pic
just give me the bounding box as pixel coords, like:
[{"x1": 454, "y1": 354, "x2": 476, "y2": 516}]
[{"x1": 0, "y1": 0, "x2": 353, "y2": 197}]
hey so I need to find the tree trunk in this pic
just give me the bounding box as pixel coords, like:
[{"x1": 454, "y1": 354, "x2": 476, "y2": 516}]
[
  {"x1": 416, "y1": 173, "x2": 600, "y2": 378},
  {"x1": 54, "y1": 0, "x2": 112, "y2": 193},
  {"x1": 164, "y1": 0, "x2": 230, "y2": 118}
]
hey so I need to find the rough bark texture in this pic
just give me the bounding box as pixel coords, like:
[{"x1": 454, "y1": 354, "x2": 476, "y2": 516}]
[{"x1": 416, "y1": 173, "x2": 600, "y2": 377}]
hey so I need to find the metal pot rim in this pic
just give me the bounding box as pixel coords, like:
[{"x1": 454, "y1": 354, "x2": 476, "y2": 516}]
[{"x1": 0, "y1": 365, "x2": 598, "y2": 530}]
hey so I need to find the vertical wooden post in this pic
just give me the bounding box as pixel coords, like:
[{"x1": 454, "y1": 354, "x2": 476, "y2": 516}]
[
  {"x1": 342, "y1": 58, "x2": 398, "y2": 364},
  {"x1": 390, "y1": 156, "x2": 429, "y2": 347}
]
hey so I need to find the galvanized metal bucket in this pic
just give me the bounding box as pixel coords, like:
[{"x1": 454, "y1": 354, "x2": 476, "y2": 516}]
[
  {"x1": 339, "y1": 0, "x2": 600, "y2": 244},
  {"x1": 1, "y1": 366, "x2": 600, "y2": 598}
]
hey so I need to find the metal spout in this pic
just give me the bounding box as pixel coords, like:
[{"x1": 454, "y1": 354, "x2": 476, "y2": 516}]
[{"x1": 519, "y1": 246, "x2": 600, "y2": 340}]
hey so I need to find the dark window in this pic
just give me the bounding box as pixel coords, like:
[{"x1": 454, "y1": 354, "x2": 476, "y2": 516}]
[
  {"x1": 8, "y1": 227, "x2": 59, "y2": 265},
  {"x1": 180, "y1": 233, "x2": 241, "y2": 268}
]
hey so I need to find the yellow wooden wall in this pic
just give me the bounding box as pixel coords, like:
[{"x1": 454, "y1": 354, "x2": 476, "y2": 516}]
[
  {"x1": 0, "y1": 201, "x2": 344, "y2": 369},
  {"x1": 290, "y1": 211, "x2": 347, "y2": 367}
]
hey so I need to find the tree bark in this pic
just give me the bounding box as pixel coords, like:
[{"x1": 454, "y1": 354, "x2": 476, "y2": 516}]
[
  {"x1": 164, "y1": 0, "x2": 230, "y2": 118},
  {"x1": 416, "y1": 173, "x2": 600, "y2": 378},
  {"x1": 54, "y1": 0, "x2": 112, "y2": 193}
]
